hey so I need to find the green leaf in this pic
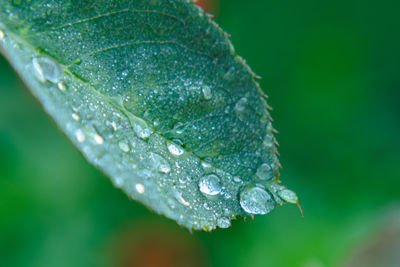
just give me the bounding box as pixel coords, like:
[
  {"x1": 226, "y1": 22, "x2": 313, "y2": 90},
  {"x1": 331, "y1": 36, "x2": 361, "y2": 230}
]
[{"x1": 0, "y1": 0, "x2": 298, "y2": 231}]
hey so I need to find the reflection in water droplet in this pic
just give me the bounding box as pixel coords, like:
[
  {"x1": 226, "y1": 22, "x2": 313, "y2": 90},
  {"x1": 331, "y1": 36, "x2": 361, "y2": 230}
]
[
  {"x1": 199, "y1": 174, "x2": 222, "y2": 196},
  {"x1": 32, "y1": 57, "x2": 62, "y2": 83},
  {"x1": 118, "y1": 140, "x2": 130, "y2": 153},
  {"x1": 240, "y1": 186, "x2": 275, "y2": 215},
  {"x1": 135, "y1": 183, "x2": 145, "y2": 194},
  {"x1": 202, "y1": 85, "x2": 212, "y2": 100},
  {"x1": 75, "y1": 129, "x2": 85, "y2": 143},
  {"x1": 256, "y1": 163, "x2": 273, "y2": 180},
  {"x1": 278, "y1": 189, "x2": 298, "y2": 203},
  {"x1": 217, "y1": 217, "x2": 231, "y2": 228},
  {"x1": 168, "y1": 143, "x2": 184, "y2": 156},
  {"x1": 71, "y1": 113, "x2": 80, "y2": 121},
  {"x1": 149, "y1": 152, "x2": 170, "y2": 173},
  {"x1": 234, "y1": 97, "x2": 248, "y2": 112}
]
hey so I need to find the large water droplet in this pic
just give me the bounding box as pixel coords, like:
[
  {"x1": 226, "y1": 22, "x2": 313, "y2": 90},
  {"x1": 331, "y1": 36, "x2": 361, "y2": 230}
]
[
  {"x1": 199, "y1": 174, "x2": 222, "y2": 196},
  {"x1": 168, "y1": 143, "x2": 184, "y2": 156},
  {"x1": 217, "y1": 217, "x2": 231, "y2": 228},
  {"x1": 278, "y1": 189, "x2": 298, "y2": 204},
  {"x1": 234, "y1": 97, "x2": 248, "y2": 112},
  {"x1": 118, "y1": 140, "x2": 130, "y2": 153},
  {"x1": 256, "y1": 163, "x2": 273, "y2": 180},
  {"x1": 32, "y1": 56, "x2": 62, "y2": 83},
  {"x1": 149, "y1": 152, "x2": 171, "y2": 174},
  {"x1": 239, "y1": 186, "x2": 275, "y2": 215},
  {"x1": 202, "y1": 85, "x2": 212, "y2": 100}
]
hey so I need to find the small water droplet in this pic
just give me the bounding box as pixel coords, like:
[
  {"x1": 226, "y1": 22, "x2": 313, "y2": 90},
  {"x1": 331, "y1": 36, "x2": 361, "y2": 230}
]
[
  {"x1": 201, "y1": 161, "x2": 212, "y2": 169},
  {"x1": 234, "y1": 97, "x2": 248, "y2": 112},
  {"x1": 75, "y1": 129, "x2": 85, "y2": 143},
  {"x1": 256, "y1": 163, "x2": 273, "y2": 180},
  {"x1": 57, "y1": 82, "x2": 66, "y2": 92},
  {"x1": 32, "y1": 57, "x2": 62, "y2": 83},
  {"x1": 0, "y1": 30, "x2": 5, "y2": 40},
  {"x1": 71, "y1": 113, "x2": 80, "y2": 121},
  {"x1": 217, "y1": 217, "x2": 231, "y2": 228},
  {"x1": 202, "y1": 85, "x2": 212, "y2": 100},
  {"x1": 118, "y1": 140, "x2": 130, "y2": 153},
  {"x1": 278, "y1": 189, "x2": 298, "y2": 203},
  {"x1": 239, "y1": 186, "x2": 275, "y2": 215},
  {"x1": 174, "y1": 191, "x2": 190, "y2": 206},
  {"x1": 149, "y1": 152, "x2": 171, "y2": 174},
  {"x1": 199, "y1": 174, "x2": 222, "y2": 196},
  {"x1": 93, "y1": 133, "x2": 104, "y2": 144},
  {"x1": 233, "y1": 176, "x2": 242, "y2": 183},
  {"x1": 168, "y1": 143, "x2": 184, "y2": 156},
  {"x1": 133, "y1": 123, "x2": 152, "y2": 139},
  {"x1": 135, "y1": 183, "x2": 145, "y2": 194},
  {"x1": 263, "y1": 133, "x2": 274, "y2": 148},
  {"x1": 113, "y1": 177, "x2": 124, "y2": 188},
  {"x1": 121, "y1": 69, "x2": 128, "y2": 76}
]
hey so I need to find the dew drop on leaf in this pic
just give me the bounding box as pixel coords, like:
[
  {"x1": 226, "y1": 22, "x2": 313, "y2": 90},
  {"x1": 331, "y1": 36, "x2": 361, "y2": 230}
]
[
  {"x1": 240, "y1": 186, "x2": 275, "y2": 215},
  {"x1": 199, "y1": 174, "x2": 222, "y2": 196},
  {"x1": 256, "y1": 163, "x2": 273, "y2": 180},
  {"x1": 32, "y1": 57, "x2": 62, "y2": 83},
  {"x1": 217, "y1": 217, "x2": 231, "y2": 228},
  {"x1": 168, "y1": 143, "x2": 184, "y2": 156}
]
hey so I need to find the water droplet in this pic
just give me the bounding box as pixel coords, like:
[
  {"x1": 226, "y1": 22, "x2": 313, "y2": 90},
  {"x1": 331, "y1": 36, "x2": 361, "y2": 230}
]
[
  {"x1": 199, "y1": 174, "x2": 222, "y2": 196},
  {"x1": 278, "y1": 189, "x2": 298, "y2": 204},
  {"x1": 202, "y1": 85, "x2": 212, "y2": 100},
  {"x1": 121, "y1": 69, "x2": 128, "y2": 76},
  {"x1": 32, "y1": 57, "x2": 62, "y2": 83},
  {"x1": 168, "y1": 143, "x2": 184, "y2": 156},
  {"x1": 93, "y1": 133, "x2": 104, "y2": 144},
  {"x1": 0, "y1": 30, "x2": 5, "y2": 40},
  {"x1": 234, "y1": 97, "x2": 248, "y2": 112},
  {"x1": 113, "y1": 177, "x2": 124, "y2": 188},
  {"x1": 217, "y1": 217, "x2": 231, "y2": 228},
  {"x1": 233, "y1": 176, "x2": 242, "y2": 183},
  {"x1": 57, "y1": 82, "x2": 66, "y2": 92},
  {"x1": 75, "y1": 129, "x2": 85, "y2": 143},
  {"x1": 71, "y1": 113, "x2": 80, "y2": 121},
  {"x1": 135, "y1": 183, "x2": 145, "y2": 194},
  {"x1": 263, "y1": 133, "x2": 274, "y2": 149},
  {"x1": 174, "y1": 191, "x2": 190, "y2": 206},
  {"x1": 133, "y1": 123, "x2": 152, "y2": 139},
  {"x1": 149, "y1": 152, "x2": 171, "y2": 174},
  {"x1": 239, "y1": 186, "x2": 275, "y2": 215},
  {"x1": 256, "y1": 163, "x2": 273, "y2": 180},
  {"x1": 118, "y1": 140, "x2": 130, "y2": 153},
  {"x1": 201, "y1": 161, "x2": 212, "y2": 169}
]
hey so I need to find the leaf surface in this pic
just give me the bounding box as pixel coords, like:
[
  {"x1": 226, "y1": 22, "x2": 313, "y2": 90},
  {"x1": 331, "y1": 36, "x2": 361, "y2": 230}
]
[{"x1": 0, "y1": 0, "x2": 298, "y2": 230}]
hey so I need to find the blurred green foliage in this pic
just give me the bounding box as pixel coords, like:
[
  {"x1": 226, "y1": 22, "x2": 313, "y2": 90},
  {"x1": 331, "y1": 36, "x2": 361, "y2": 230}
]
[{"x1": 0, "y1": 0, "x2": 399, "y2": 266}]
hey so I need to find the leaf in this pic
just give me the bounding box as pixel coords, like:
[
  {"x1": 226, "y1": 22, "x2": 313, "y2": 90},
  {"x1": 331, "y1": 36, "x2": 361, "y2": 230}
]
[{"x1": 0, "y1": 0, "x2": 298, "y2": 231}]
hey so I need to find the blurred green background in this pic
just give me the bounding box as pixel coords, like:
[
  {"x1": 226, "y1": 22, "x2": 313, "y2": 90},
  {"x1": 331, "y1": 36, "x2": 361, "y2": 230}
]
[{"x1": 1, "y1": 0, "x2": 400, "y2": 266}]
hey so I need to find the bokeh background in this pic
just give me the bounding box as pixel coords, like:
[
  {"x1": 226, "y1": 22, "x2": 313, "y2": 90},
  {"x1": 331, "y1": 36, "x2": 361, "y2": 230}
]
[{"x1": 1, "y1": 0, "x2": 400, "y2": 266}]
